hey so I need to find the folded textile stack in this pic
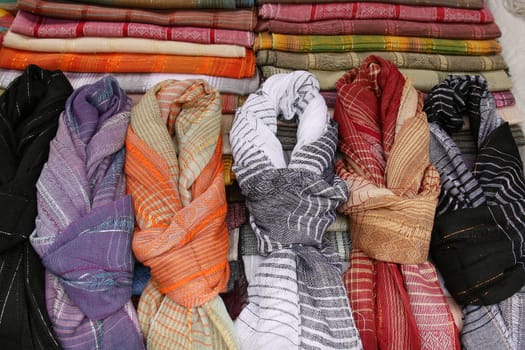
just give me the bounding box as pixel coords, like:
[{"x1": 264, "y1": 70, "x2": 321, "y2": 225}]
[{"x1": 254, "y1": 0, "x2": 524, "y2": 126}]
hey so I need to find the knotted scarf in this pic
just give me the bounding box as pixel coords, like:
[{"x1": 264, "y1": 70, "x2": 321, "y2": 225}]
[
  {"x1": 334, "y1": 55, "x2": 460, "y2": 350},
  {"x1": 231, "y1": 70, "x2": 362, "y2": 350},
  {"x1": 0, "y1": 64, "x2": 72, "y2": 350},
  {"x1": 426, "y1": 75, "x2": 525, "y2": 349},
  {"x1": 30, "y1": 76, "x2": 144, "y2": 349},
  {"x1": 125, "y1": 79, "x2": 238, "y2": 350}
]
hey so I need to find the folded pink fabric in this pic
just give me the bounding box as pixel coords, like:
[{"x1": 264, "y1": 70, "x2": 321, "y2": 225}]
[
  {"x1": 10, "y1": 11, "x2": 254, "y2": 47},
  {"x1": 259, "y1": 2, "x2": 494, "y2": 23},
  {"x1": 256, "y1": 18, "x2": 500, "y2": 39}
]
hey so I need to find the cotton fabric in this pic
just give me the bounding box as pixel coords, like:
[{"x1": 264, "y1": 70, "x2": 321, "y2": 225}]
[
  {"x1": 0, "y1": 64, "x2": 72, "y2": 350},
  {"x1": 231, "y1": 70, "x2": 362, "y2": 350},
  {"x1": 125, "y1": 79, "x2": 238, "y2": 350}
]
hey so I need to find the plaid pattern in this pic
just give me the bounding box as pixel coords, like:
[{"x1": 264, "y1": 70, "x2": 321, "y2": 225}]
[
  {"x1": 125, "y1": 79, "x2": 237, "y2": 350},
  {"x1": 259, "y1": 2, "x2": 493, "y2": 23},
  {"x1": 335, "y1": 55, "x2": 460, "y2": 349},
  {"x1": 18, "y1": 0, "x2": 257, "y2": 30},
  {"x1": 31, "y1": 77, "x2": 144, "y2": 350},
  {"x1": 254, "y1": 32, "x2": 501, "y2": 55},
  {"x1": 492, "y1": 90, "x2": 516, "y2": 107},
  {"x1": 256, "y1": 0, "x2": 484, "y2": 9},
  {"x1": 256, "y1": 18, "x2": 501, "y2": 39},
  {"x1": 257, "y1": 50, "x2": 507, "y2": 71},
  {"x1": 0, "y1": 47, "x2": 256, "y2": 77},
  {"x1": 70, "y1": 0, "x2": 253, "y2": 8},
  {"x1": 12, "y1": 11, "x2": 254, "y2": 47}
]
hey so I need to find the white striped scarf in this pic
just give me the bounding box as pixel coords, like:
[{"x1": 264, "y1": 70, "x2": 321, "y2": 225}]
[
  {"x1": 230, "y1": 71, "x2": 362, "y2": 350},
  {"x1": 426, "y1": 75, "x2": 525, "y2": 349}
]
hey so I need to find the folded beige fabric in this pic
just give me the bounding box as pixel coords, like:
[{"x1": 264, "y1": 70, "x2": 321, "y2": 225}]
[{"x1": 3, "y1": 31, "x2": 246, "y2": 57}]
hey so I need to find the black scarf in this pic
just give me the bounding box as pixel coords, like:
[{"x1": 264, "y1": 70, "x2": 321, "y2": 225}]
[
  {"x1": 0, "y1": 65, "x2": 72, "y2": 349},
  {"x1": 426, "y1": 75, "x2": 525, "y2": 306}
]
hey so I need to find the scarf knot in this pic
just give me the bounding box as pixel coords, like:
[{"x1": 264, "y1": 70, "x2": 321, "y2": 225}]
[
  {"x1": 232, "y1": 71, "x2": 362, "y2": 349},
  {"x1": 31, "y1": 76, "x2": 144, "y2": 349},
  {"x1": 126, "y1": 79, "x2": 238, "y2": 349},
  {"x1": 427, "y1": 75, "x2": 525, "y2": 306}
]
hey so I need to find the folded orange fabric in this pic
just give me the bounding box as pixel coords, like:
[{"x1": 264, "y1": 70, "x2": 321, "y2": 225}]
[{"x1": 0, "y1": 47, "x2": 256, "y2": 78}]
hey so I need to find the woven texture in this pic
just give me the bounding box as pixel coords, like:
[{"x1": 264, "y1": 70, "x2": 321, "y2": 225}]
[
  {"x1": 30, "y1": 77, "x2": 144, "y2": 349},
  {"x1": 256, "y1": 18, "x2": 500, "y2": 39},
  {"x1": 0, "y1": 47, "x2": 256, "y2": 77},
  {"x1": 257, "y1": 51, "x2": 507, "y2": 72},
  {"x1": 0, "y1": 65, "x2": 72, "y2": 350},
  {"x1": 231, "y1": 71, "x2": 362, "y2": 349},
  {"x1": 425, "y1": 75, "x2": 525, "y2": 349},
  {"x1": 259, "y1": 3, "x2": 493, "y2": 23},
  {"x1": 17, "y1": 0, "x2": 257, "y2": 30},
  {"x1": 256, "y1": 0, "x2": 484, "y2": 8},
  {"x1": 11, "y1": 11, "x2": 254, "y2": 47},
  {"x1": 254, "y1": 33, "x2": 501, "y2": 56},
  {"x1": 335, "y1": 55, "x2": 460, "y2": 350},
  {"x1": 125, "y1": 79, "x2": 238, "y2": 350},
  {"x1": 68, "y1": 0, "x2": 254, "y2": 8}
]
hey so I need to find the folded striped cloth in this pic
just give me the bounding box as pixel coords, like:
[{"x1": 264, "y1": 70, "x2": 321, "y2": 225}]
[
  {"x1": 254, "y1": 33, "x2": 501, "y2": 55},
  {"x1": 68, "y1": 0, "x2": 254, "y2": 8},
  {"x1": 17, "y1": 0, "x2": 257, "y2": 30},
  {"x1": 257, "y1": 51, "x2": 507, "y2": 72},
  {"x1": 231, "y1": 70, "x2": 362, "y2": 349},
  {"x1": 126, "y1": 79, "x2": 238, "y2": 350},
  {"x1": 0, "y1": 64, "x2": 72, "y2": 350},
  {"x1": 259, "y1": 2, "x2": 493, "y2": 23},
  {"x1": 426, "y1": 75, "x2": 525, "y2": 349},
  {"x1": 30, "y1": 77, "x2": 144, "y2": 349},
  {"x1": 335, "y1": 55, "x2": 460, "y2": 349},
  {"x1": 256, "y1": 19, "x2": 501, "y2": 39},
  {"x1": 11, "y1": 11, "x2": 255, "y2": 47},
  {"x1": 256, "y1": 0, "x2": 484, "y2": 8}
]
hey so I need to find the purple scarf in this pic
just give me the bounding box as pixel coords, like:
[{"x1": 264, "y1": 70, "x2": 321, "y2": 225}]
[{"x1": 30, "y1": 77, "x2": 144, "y2": 349}]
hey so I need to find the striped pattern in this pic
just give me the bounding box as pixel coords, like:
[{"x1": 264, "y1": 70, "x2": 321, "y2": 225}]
[
  {"x1": 125, "y1": 79, "x2": 237, "y2": 350},
  {"x1": 425, "y1": 75, "x2": 525, "y2": 349},
  {"x1": 0, "y1": 65, "x2": 72, "y2": 350},
  {"x1": 260, "y1": 65, "x2": 512, "y2": 92},
  {"x1": 256, "y1": 18, "x2": 501, "y2": 39},
  {"x1": 68, "y1": 0, "x2": 254, "y2": 9},
  {"x1": 11, "y1": 11, "x2": 254, "y2": 47},
  {"x1": 256, "y1": 51, "x2": 507, "y2": 72},
  {"x1": 254, "y1": 32, "x2": 501, "y2": 55},
  {"x1": 256, "y1": 0, "x2": 484, "y2": 9},
  {"x1": 259, "y1": 2, "x2": 493, "y2": 23},
  {"x1": 0, "y1": 47, "x2": 256, "y2": 78},
  {"x1": 231, "y1": 71, "x2": 362, "y2": 349},
  {"x1": 335, "y1": 55, "x2": 460, "y2": 349},
  {"x1": 17, "y1": 0, "x2": 257, "y2": 30},
  {"x1": 30, "y1": 77, "x2": 144, "y2": 349},
  {"x1": 0, "y1": 69, "x2": 260, "y2": 95}
]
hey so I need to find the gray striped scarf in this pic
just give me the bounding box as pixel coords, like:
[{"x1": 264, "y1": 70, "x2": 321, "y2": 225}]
[
  {"x1": 230, "y1": 71, "x2": 362, "y2": 350},
  {"x1": 426, "y1": 75, "x2": 525, "y2": 349}
]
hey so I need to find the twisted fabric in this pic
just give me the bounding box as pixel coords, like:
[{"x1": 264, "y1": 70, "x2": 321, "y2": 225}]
[
  {"x1": 426, "y1": 75, "x2": 525, "y2": 349},
  {"x1": 0, "y1": 64, "x2": 72, "y2": 350},
  {"x1": 30, "y1": 76, "x2": 143, "y2": 349},
  {"x1": 125, "y1": 79, "x2": 238, "y2": 350},
  {"x1": 231, "y1": 71, "x2": 362, "y2": 350},
  {"x1": 334, "y1": 55, "x2": 460, "y2": 350}
]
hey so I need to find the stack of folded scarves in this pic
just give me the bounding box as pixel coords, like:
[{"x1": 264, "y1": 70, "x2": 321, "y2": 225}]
[{"x1": 254, "y1": 0, "x2": 524, "y2": 127}]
